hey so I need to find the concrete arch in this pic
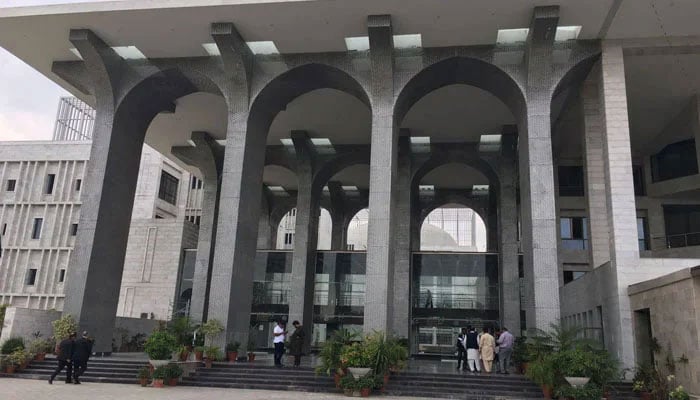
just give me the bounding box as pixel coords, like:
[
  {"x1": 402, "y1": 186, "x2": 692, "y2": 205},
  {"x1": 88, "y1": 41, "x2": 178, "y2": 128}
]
[
  {"x1": 418, "y1": 195, "x2": 489, "y2": 228},
  {"x1": 312, "y1": 151, "x2": 371, "y2": 194},
  {"x1": 394, "y1": 56, "x2": 527, "y2": 133},
  {"x1": 412, "y1": 155, "x2": 500, "y2": 192}
]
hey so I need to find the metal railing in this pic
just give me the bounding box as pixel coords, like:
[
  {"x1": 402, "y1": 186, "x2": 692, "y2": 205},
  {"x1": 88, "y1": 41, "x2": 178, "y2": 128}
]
[
  {"x1": 412, "y1": 291, "x2": 499, "y2": 310},
  {"x1": 652, "y1": 232, "x2": 700, "y2": 249},
  {"x1": 561, "y1": 238, "x2": 588, "y2": 250}
]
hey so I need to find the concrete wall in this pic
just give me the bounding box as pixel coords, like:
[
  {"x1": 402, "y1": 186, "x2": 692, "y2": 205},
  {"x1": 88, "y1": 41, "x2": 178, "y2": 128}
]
[
  {"x1": 0, "y1": 307, "x2": 61, "y2": 344},
  {"x1": 629, "y1": 267, "x2": 700, "y2": 397}
]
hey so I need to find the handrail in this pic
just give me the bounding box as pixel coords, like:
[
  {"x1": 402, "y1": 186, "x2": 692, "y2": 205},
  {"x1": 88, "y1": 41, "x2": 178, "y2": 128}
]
[{"x1": 651, "y1": 232, "x2": 700, "y2": 249}]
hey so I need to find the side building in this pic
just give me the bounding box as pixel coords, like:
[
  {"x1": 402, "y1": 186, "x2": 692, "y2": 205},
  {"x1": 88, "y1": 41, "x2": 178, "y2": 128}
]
[{"x1": 0, "y1": 98, "x2": 201, "y2": 322}]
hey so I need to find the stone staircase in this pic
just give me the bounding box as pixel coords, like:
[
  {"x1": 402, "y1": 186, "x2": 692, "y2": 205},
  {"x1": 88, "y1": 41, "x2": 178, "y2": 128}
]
[
  {"x1": 0, "y1": 357, "x2": 640, "y2": 399},
  {"x1": 1, "y1": 358, "x2": 147, "y2": 384}
]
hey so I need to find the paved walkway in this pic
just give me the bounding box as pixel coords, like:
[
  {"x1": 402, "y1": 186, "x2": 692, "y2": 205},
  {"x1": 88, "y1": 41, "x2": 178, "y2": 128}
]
[{"x1": 0, "y1": 378, "x2": 439, "y2": 400}]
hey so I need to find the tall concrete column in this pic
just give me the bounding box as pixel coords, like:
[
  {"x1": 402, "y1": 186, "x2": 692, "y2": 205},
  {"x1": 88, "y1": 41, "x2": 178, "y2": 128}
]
[
  {"x1": 172, "y1": 132, "x2": 223, "y2": 323},
  {"x1": 581, "y1": 69, "x2": 611, "y2": 268},
  {"x1": 392, "y1": 136, "x2": 412, "y2": 337},
  {"x1": 499, "y1": 133, "x2": 521, "y2": 334},
  {"x1": 328, "y1": 181, "x2": 348, "y2": 251},
  {"x1": 364, "y1": 14, "x2": 396, "y2": 333},
  {"x1": 597, "y1": 41, "x2": 640, "y2": 370},
  {"x1": 62, "y1": 30, "x2": 155, "y2": 354},
  {"x1": 288, "y1": 132, "x2": 320, "y2": 345},
  {"x1": 257, "y1": 190, "x2": 274, "y2": 250},
  {"x1": 520, "y1": 6, "x2": 561, "y2": 330},
  {"x1": 205, "y1": 23, "x2": 260, "y2": 350}
]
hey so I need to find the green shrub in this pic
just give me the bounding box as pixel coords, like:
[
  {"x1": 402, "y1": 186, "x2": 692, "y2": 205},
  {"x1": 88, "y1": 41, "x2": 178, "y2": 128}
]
[
  {"x1": 225, "y1": 341, "x2": 240, "y2": 352},
  {"x1": 1, "y1": 337, "x2": 25, "y2": 355},
  {"x1": 165, "y1": 364, "x2": 183, "y2": 379},
  {"x1": 151, "y1": 365, "x2": 168, "y2": 380},
  {"x1": 555, "y1": 383, "x2": 604, "y2": 400},
  {"x1": 28, "y1": 339, "x2": 52, "y2": 354},
  {"x1": 203, "y1": 345, "x2": 221, "y2": 361},
  {"x1": 167, "y1": 316, "x2": 194, "y2": 346},
  {"x1": 137, "y1": 366, "x2": 151, "y2": 379},
  {"x1": 51, "y1": 315, "x2": 77, "y2": 340},
  {"x1": 144, "y1": 331, "x2": 177, "y2": 360}
]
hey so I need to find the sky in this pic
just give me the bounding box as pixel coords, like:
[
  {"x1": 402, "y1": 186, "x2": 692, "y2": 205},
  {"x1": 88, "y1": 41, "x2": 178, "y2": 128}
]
[{"x1": 0, "y1": 1, "x2": 120, "y2": 141}]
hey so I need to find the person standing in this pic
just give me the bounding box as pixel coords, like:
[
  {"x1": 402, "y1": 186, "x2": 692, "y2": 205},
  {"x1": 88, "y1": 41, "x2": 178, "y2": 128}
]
[
  {"x1": 497, "y1": 327, "x2": 515, "y2": 374},
  {"x1": 272, "y1": 320, "x2": 287, "y2": 367},
  {"x1": 71, "y1": 331, "x2": 93, "y2": 384},
  {"x1": 455, "y1": 328, "x2": 467, "y2": 371},
  {"x1": 479, "y1": 327, "x2": 495, "y2": 373},
  {"x1": 289, "y1": 320, "x2": 305, "y2": 367},
  {"x1": 49, "y1": 332, "x2": 75, "y2": 384},
  {"x1": 465, "y1": 326, "x2": 481, "y2": 373}
]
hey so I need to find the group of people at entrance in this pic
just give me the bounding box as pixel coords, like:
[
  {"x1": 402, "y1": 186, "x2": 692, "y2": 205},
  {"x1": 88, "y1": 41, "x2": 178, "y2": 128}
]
[
  {"x1": 273, "y1": 320, "x2": 305, "y2": 368},
  {"x1": 49, "y1": 331, "x2": 94, "y2": 384},
  {"x1": 455, "y1": 326, "x2": 514, "y2": 374}
]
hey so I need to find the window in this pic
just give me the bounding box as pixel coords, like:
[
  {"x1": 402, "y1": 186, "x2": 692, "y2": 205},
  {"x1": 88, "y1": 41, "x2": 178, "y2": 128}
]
[
  {"x1": 155, "y1": 214, "x2": 164, "y2": 219},
  {"x1": 191, "y1": 177, "x2": 197, "y2": 190},
  {"x1": 197, "y1": 180, "x2": 203, "y2": 189},
  {"x1": 632, "y1": 166, "x2": 646, "y2": 196},
  {"x1": 1, "y1": 223, "x2": 6, "y2": 235},
  {"x1": 195, "y1": 216, "x2": 201, "y2": 226},
  {"x1": 158, "y1": 171, "x2": 179, "y2": 205},
  {"x1": 59, "y1": 269, "x2": 65, "y2": 283},
  {"x1": 6, "y1": 179, "x2": 16, "y2": 192},
  {"x1": 563, "y1": 270, "x2": 586, "y2": 284},
  {"x1": 45, "y1": 174, "x2": 56, "y2": 194},
  {"x1": 560, "y1": 216, "x2": 588, "y2": 250},
  {"x1": 26, "y1": 268, "x2": 37, "y2": 285},
  {"x1": 284, "y1": 232, "x2": 294, "y2": 245},
  {"x1": 31, "y1": 218, "x2": 43, "y2": 239},
  {"x1": 75, "y1": 179, "x2": 82, "y2": 192},
  {"x1": 663, "y1": 205, "x2": 700, "y2": 248},
  {"x1": 637, "y1": 217, "x2": 649, "y2": 251},
  {"x1": 650, "y1": 139, "x2": 698, "y2": 182},
  {"x1": 70, "y1": 223, "x2": 78, "y2": 236},
  {"x1": 347, "y1": 244, "x2": 355, "y2": 251},
  {"x1": 558, "y1": 166, "x2": 585, "y2": 197}
]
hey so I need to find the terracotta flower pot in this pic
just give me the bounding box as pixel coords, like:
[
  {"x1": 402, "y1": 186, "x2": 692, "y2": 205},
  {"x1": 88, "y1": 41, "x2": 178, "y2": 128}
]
[
  {"x1": 541, "y1": 384, "x2": 553, "y2": 399},
  {"x1": 5, "y1": 365, "x2": 16, "y2": 374},
  {"x1": 360, "y1": 387, "x2": 371, "y2": 397},
  {"x1": 227, "y1": 351, "x2": 238, "y2": 362},
  {"x1": 168, "y1": 378, "x2": 178, "y2": 386},
  {"x1": 248, "y1": 353, "x2": 256, "y2": 362},
  {"x1": 153, "y1": 379, "x2": 165, "y2": 388},
  {"x1": 35, "y1": 353, "x2": 46, "y2": 362},
  {"x1": 195, "y1": 351, "x2": 203, "y2": 361},
  {"x1": 179, "y1": 350, "x2": 190, "y2": 362},
  {"x1": 205, "y1": 359, "x2": 213, "y2": 368},
  {"x1": 640, "y1": 392, "x2": 652, "y2": 400},
  {"x1": 343, "y1": 388, "x2": 353, "y2": 396},
  {"x1": 139, "y1": 378, "x2": 148, "y2": 387},
  {"x1": 334, "y1": 373, "x2": 342, "y2": 388}
]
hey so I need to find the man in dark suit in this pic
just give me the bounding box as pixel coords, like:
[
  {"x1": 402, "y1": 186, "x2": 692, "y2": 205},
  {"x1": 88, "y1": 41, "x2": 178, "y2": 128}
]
[
  {"x1": 49, "y1": 332, "x2": 76, "y2": 384},
  {"x1": 71, "y1": 331, "x2": 93, "y2": 384}
]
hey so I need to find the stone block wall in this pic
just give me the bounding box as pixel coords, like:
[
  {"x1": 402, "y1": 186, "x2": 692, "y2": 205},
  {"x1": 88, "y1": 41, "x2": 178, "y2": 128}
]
[{"x1": 0, "y1": 307, "x2": 61, "y2": 344}]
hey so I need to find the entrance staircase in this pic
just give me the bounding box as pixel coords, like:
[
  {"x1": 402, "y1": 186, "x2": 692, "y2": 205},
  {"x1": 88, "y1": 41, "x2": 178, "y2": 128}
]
[{"x1": 1, "y1": 357, "x2": 639, "y2": 399}]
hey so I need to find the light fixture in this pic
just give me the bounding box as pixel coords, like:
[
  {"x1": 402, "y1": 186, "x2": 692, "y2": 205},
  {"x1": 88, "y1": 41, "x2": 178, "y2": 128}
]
[
  {"x1": 479, "y1": 134, "x2": 502, "y2": 152},
  {"x1": 555, "y1": 26, "x2": 582, "y2": 42},
  {"x1": 280, "y1": 138, "x2": 294, "y2": 147},
  {"x1": 410, "y1": 136, "x2": 430, "y2": 145},
  {"x1": 496, "y1": 28, "x2": 529, "y2": 45},
  {"x1": 267, "y1": 185, "x2": 288, "y2": 196},
  {"x1": 342, "y1": 186, "x2": 358, "y2": 191},
  {"x1": 311, "y1": 138, "x2": 332, "y2": 146},
  {"x1": 419, "y1": 185, "x2": 434, "y2": 191},
  {"x1": 202, "y1": 43, "x2": 220, "y2": 56},
  {"x1": 323, "y1": 186, "x2": 330, "y2": 192},
  {"x1": 472, "y1": 185, "x2": 490, "y2": 191},
  {"x1": 112, "y1": 46, "x2": 147, "y2": 60},
  {"x1": 69, "y1": 48, "x2": 83, "y2": 59},
  {"x1": 393, "y1": 34, "x2": 422, "y2": 49},
  {"x1": 246, "y1": 41, "x2": 280, "y2": 55},
  {"x1": 345, "y1": 36, "x2": 370, "y2": 52},
  {"x1": 187, "y1": 140, "x2": 196, "y2": 147}
]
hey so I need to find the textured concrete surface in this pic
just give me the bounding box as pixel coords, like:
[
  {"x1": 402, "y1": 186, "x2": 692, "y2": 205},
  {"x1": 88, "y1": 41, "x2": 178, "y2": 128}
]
[{"x1": 0, "y1": 379, "x2": 441, "y2": 400}]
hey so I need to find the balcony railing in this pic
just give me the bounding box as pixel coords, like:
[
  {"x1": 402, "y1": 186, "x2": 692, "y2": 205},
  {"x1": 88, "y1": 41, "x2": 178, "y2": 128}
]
[
  {"x1": 561, "y1": 238, "x2": 588, "y2": 250},
  {"x1": 652, "y1": 232, "x2": 700, "y2": 249},
  {"x1": 412, "y1": 292, "x2": 499, "y2": 310}
]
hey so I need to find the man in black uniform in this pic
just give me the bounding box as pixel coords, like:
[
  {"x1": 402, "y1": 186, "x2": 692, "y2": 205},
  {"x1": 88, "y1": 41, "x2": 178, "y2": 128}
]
[
  {"x1": 72, "y1": 331, "x2": 93, "y2": 384},
  {"x1": 49, "y1": 332, "x2": 76, "y2": 384}
]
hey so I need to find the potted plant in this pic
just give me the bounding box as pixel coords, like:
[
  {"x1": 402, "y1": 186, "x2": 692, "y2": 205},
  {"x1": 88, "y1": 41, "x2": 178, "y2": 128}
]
[
  {"x1": 511, "y1": 336, "x2": 529, "y2": 373},
  {"x1": 166, "y1": 364, "x2": 183, "y2": 386},
  {"x1": 51, "y1": 315, "x2": 77, "y2": 342},
  {"x1": 669, "y1": 385, "x2": 690, "y2": 400},
  {"x1": 194, "y1": 346, "x2": 205, "y2": 361},
  {"x1": 525, "y1": 353, "x2": 557, "y2": 399},
  {"x1": 137, "y1": 366, "x2": 151, "y2": 386},
  {"x1": 556, "y1": 383, "x2": 604, "y2": 400},
  {"x1": 357, "y1": 374, "x2": 376, "y2": 397},
  {"x1": 176, "y1": 345, "x2": 190, "y2": 361},
  {"x1": 316, "y1": 329, "x2": 359, "y2": 386},
  {"x1": 167, "y1": 316, "x2": 194, "y2": 350},
  {"x1": 28, "y1": 339, "x2": 51, "y2": 361},
  {"x1": 1, "y1": 337, "x2": 25, "y2": 355},
  {"x1": 386, "y1": 337, "x2": 408, "y2": 373},
  {"x1": 144, "y1": 331, "x2": 177, "y2": 368},
  {"x1": 199, "y1": 319, "x2": 224, "y2": 342},
  {"x1": 341, "y1": 342, "x2": 373, "y2": 379},
  {"x1": 633, "y1": 364, "x2": 653, "y2": 400},
  {"x1": 152, "y1": 365, "x2": 168, "y2": 388},
  {"x1": 247, "y1": 338, "x2": 256, "y2": 362},
  {"x1": 203, "y1": 345, "x2": 220, "y2": 368},
  {"x1": 225, "y1": 341, "x2": 240, "y2": 362},
  {"x1": 339, "y1": 373, "x2": 358, "y2": 396},
  {"x1": 17, "y1": 350, "x2": 31, "y2": 370}
]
